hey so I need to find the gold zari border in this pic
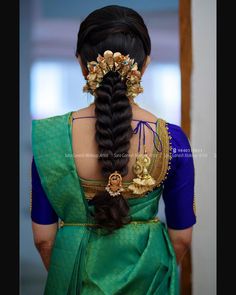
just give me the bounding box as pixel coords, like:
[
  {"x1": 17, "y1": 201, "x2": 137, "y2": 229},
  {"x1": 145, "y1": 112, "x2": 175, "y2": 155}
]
[{"x1": 59, "y1": 217, "x2": 160, "y2": 228}]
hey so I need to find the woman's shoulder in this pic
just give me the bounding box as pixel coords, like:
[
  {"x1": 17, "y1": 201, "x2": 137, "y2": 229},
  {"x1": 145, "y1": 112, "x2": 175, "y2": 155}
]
[
  {"x1": 166, "y1": 122, "x2": 191, "y2": 146},
  {"x1": 133, "y1": 105, "x2": 158, "y2": 122},
  {"x1": 32, "y1": 111, "x2": 73, "y2": 124},
  {"x1": 164, "y1": 122, "x2": 193, "y2": 164},
  {"x1": 71, "y1": 105, "x2": 95, "y2": 118},
  {"x1": 135, "y1": 106, "x2": 189, "y2": 141},
  {"x1": 132, "y1": 107, "x2": 190, "y2": 147}
]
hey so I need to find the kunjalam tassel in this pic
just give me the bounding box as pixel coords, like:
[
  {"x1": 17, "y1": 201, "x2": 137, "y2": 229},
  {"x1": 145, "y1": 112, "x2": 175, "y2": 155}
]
[{"x1": 128, "y1": 146, "x2": 156, "y2": 195}]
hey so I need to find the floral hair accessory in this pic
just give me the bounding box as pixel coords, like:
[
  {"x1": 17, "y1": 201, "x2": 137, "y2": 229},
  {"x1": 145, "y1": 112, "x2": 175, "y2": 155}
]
[{"x1": 83, "y1": 50, "x2": 143, "y2": 99}]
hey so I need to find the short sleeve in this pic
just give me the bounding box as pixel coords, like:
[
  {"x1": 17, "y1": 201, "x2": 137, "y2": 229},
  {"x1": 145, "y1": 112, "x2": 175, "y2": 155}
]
[
  {"x1": 162, "y1": 123, "x2": 196, "y2": 230},
  {"x1": 31, "y1": 157, "x2": 58, "y2": 225}
]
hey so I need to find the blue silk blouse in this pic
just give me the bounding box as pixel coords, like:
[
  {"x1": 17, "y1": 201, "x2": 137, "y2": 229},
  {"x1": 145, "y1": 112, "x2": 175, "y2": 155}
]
[{"x1": 31, "y1": 120, "x2": 196, "y2": 230}]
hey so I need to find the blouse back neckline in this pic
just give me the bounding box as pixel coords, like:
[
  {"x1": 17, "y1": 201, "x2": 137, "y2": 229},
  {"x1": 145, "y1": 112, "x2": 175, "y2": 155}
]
[{"x1": 70, "y1": 114, "x2": 161, "y2": 185}]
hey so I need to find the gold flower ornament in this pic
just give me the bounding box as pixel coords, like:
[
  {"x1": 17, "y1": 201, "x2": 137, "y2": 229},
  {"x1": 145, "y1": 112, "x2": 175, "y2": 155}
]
[{"x1": 83, "y1": 50, "x2": 143, "y2": 99}]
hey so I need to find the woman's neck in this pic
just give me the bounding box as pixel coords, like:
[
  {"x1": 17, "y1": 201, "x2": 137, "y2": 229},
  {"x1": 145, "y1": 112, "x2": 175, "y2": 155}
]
[{"x1": 88, "y1": 101, "x2": 140, "y2": 111}]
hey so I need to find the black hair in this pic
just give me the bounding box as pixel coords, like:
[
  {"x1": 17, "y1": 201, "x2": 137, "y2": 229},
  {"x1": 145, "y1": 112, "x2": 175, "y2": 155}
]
[{"x1": 76, "y1": 5, "x2": 151, "y2": 234}]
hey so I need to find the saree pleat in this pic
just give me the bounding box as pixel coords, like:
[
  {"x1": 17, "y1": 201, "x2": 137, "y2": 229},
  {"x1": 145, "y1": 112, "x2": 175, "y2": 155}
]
[{"x1": 67, "y1": 228, "x2": 92, "y2": 295}]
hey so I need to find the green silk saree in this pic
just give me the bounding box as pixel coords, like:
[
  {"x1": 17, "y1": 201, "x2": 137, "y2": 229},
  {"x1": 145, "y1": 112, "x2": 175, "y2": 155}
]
[{"x1": 32, "y1": 112, "x2": 179, "y2": 295}]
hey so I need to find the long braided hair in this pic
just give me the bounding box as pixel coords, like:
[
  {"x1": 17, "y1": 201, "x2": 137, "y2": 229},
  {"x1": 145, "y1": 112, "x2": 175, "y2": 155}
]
[{"x1": 76, "y1": 5, "x2": 151, "y2": 234}]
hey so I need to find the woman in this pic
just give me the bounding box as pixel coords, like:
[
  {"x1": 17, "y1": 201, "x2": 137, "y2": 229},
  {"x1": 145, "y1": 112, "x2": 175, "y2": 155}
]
[{"x1": 31, "y1": 5, "x2": 196, "y2": 295}]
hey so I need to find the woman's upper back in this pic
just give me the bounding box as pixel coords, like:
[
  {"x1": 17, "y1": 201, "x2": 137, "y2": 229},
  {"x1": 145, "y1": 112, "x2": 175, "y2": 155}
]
[
  {"x1": 71, "y1": 102, "x2": 159, "y2": 183},
  {"x1": 31, "y1": 107, "x2": 196, "y2": 229}
]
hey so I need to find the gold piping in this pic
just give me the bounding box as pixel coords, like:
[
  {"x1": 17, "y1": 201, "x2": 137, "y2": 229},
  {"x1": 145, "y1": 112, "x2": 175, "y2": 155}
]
[{"x1": 59, "y1": 217, "x2": 159, "y2": 228}]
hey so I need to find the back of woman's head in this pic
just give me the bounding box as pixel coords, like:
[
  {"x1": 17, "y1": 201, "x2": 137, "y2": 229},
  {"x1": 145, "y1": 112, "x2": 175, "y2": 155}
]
[
  {"x1": 76, "y1": 5, "x2": 151, "y2": 69},
  {"x1": 76, "y1": 5, "x2": 151, "y2": 234}
]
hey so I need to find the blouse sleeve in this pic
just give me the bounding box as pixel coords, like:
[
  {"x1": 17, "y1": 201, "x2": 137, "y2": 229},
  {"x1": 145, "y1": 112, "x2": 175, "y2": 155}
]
[
  {"x1": 162, "y1": 123, "x2": 196, "y2": 230},
  {"x1": 31, "y1": 157, "x2": 58, "y2": 225}
]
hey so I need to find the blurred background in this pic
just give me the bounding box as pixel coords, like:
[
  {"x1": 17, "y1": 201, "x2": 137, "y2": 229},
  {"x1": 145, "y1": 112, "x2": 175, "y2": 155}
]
[{"x1": 20, "y1": 0, "x2": 216, "y2": 294}]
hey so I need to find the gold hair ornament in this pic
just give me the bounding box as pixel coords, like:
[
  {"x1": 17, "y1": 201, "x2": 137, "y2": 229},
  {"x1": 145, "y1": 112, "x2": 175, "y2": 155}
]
[
  {"x1": 83, "y1": 50, "x2": 143, "y2": 99},
  {"x1": 105, "y1": 171, "x2": 124, "y2": 197}
]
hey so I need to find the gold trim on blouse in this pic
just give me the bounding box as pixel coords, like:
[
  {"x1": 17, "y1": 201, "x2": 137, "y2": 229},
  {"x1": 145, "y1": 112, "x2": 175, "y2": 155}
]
[{"x1": 79, "y1": 118, "x2": 170, "y2": 200}]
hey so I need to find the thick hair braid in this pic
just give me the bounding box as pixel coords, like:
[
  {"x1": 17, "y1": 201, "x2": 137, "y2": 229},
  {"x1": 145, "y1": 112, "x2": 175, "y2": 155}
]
[
  {"x1": 76, "y1": 5, "x2": 151, "y2": 234},
  {"x1": 91, "y1": 71, "x2": 133, "y2": 233}
]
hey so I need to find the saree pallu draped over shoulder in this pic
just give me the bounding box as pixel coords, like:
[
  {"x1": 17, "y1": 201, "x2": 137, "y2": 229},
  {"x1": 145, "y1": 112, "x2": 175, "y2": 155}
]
[{"x1": 32, "y1": 112, "x2": 179, "y2": 295}]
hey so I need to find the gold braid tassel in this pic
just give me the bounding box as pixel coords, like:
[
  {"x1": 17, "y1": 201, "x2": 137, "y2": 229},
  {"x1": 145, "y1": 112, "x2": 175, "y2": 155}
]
[{"x1": 128, "y1": 146, "x2": 156, "y2": 195}]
